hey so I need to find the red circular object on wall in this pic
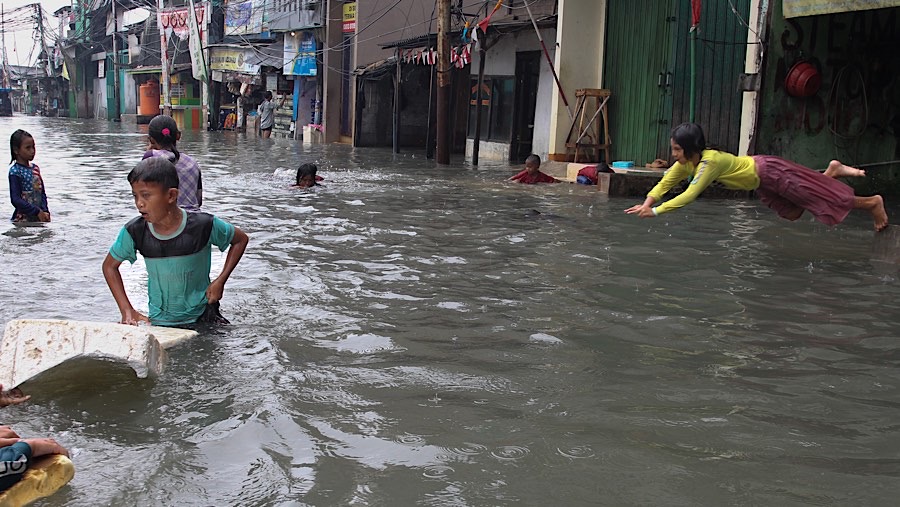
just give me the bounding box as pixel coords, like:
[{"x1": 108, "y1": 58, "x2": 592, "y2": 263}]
[{"x1": 785, "y1": 61, "x2": 821, "y2": 98}]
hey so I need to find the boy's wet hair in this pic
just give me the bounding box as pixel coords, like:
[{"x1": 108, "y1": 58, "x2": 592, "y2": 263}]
[
  {"x1": 671, "y1": 123, "x2": 706, "y2": 157},
  {"x1": 265, "y1": 91, "x2": 273, "y2": 100},
  {"x1": 525, "y1": 154, "x2": 541, "y2": 166},
  {"x1": 128, "y1": 157, "x2": 180, "y2": 190},
  {"x1": 148, "y1": 114, "x2": 181, "y2": 161},
  {"x1": 296, "y1": 163, "x2": 318, "y2": 182},
  {"x1": 9, "y1": 129, "x2": 33, "y2": 163}
]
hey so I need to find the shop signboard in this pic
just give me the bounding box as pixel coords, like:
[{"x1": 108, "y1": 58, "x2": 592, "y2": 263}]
[
  {"x1": 210, "y1": 47, "x2": 261, "y2": 75},
  {"x1": 225, "y1": 0, "x2": 265, "y2": 36},
  {"x1": 158, "y1": 3, "x2": 206, "y2": 40},
  {"x1": 342, "y1": 2, "x2": 356, "y2": 33},
  {"x1": 283, "y1": 32, "x2": 317, "y2": 76},
  {"x1": 783, "y1": 0, "x2": 900, "y2": 17}
]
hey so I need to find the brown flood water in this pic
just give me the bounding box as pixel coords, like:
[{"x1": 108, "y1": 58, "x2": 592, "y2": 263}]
[{"x1": 1, "y1": 117, "x2": 899, "y2": 506}]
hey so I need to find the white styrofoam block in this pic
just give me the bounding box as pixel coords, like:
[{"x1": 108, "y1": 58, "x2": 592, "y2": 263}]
[{"x1": 0, "y1": 320, "x2": 198, "y2": 388}]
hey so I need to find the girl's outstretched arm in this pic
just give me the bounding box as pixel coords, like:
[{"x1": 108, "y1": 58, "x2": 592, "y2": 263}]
[{"x1": 624, "y1": 196, "x2": 658, "y2": 217}]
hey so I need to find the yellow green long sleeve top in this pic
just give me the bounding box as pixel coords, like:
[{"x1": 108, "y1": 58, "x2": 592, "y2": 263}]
[{"x1": 648, "y1": 150, "x2": 760, "y2": 215}]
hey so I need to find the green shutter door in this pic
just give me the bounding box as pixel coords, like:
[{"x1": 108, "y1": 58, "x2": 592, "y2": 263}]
[
  {"x1": 671, "y1": 0, "x2": 751, "y2": 153},
  {"x1": 603, "y1": 0, "x2": 677, "y2": 165}
]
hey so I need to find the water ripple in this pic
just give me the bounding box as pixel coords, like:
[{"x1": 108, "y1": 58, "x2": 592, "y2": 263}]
[
  {"x1": 490, "y1": 445, "x2": 531, "y2": 461},
  {"x1": 556, "y1": 445, "x2": 596, "y2": 459}
]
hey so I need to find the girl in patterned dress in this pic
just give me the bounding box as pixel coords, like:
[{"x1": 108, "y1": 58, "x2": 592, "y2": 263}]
[
  {"x1": 7, "y1": 129, "x2": 50, "y2": 223},
  {"x1": 143, "y1": 115, "x2": 203, "y2": 211}
]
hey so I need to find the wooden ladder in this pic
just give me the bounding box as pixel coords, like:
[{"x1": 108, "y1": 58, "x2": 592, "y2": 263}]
[{"x1": 565, "y1": 89, "x2": 611, "y2": 163}]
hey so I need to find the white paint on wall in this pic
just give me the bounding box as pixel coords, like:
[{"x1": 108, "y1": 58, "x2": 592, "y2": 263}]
[
  {"x1": 532, "y1": 50, "x2": 555, "y2": 161},
  {"x1": 465, "y1": 138, "x2": 510, "y2": 161},
  {"x1": 551, "y1": 0, "x2": 606, "y2": 157},
  {"x1": 739, "y1": 0, "x2": 765, "y2": 155},
  {"x1": 124, "y1": 73, "x2": 137, "y2": 114},
  {"x1": 94, "y1": 78, "x2": 108, "y2": 119}
]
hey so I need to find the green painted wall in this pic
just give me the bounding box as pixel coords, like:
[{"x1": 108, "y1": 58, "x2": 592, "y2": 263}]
[{"x1": 756, "y1": 2, "x2": 900, "y2": 195}]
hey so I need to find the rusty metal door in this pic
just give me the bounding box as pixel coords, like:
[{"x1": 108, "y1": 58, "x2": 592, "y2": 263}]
[{"x1": 604, "y1": 0, "x2": 677, "y2": 165}]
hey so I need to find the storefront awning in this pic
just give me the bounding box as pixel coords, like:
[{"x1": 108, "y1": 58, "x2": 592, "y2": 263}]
[
  {"x1": 244, "y1": 40, "x2": 284, "y2": 68},
  {"x1": 783, "y1": 0, "x2": 900, "y2": 18}
]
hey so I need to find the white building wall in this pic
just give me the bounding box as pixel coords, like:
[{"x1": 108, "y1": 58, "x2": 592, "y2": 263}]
[
  {"x1": 94, "y1": 78, "x2": 108, "y2": 119},
  {"x1": 739, "y1": 0, "x2": 765, "y2": 156},
  {"x1": 532, "y1": 46, "x2": 556, "y2": 162},
  {"x1": 467, "y1": 28, "x2": 557, "y2": 161},
  {"x1": 124, "y1": 73, "x2": 137, "y2": 114},
  {"x1": 550, "y1": 0, "x2": 605, "y2": 158}
]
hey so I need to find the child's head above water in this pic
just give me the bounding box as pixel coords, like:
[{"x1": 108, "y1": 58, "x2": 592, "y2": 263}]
[
  {"x1": 128, "y1": 156, "x2": 180, "y2": 190},
  {"x1": 295, "y1": 163, "x2": 319, "y2": 187},
  {"x1": 128, "y1": 158, "x2": 180, "y2": 222},
  {"x1": 10, "y1": 129, "x2": 34, "y2": 164},
  {"x1": 148, "y1": 115, "x2": 181, "y2": 150},
  {"x1": 524, "y1": 153, "x2": 541, "y2": 174}
]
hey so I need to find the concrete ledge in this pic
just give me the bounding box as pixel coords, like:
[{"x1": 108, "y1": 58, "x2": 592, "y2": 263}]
[{"x1": 554, "y1": 163, "x2": 752, "y2": 199}]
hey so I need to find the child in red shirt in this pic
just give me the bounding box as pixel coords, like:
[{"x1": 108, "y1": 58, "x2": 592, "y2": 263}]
[{"x1": 509, "y1": 154, "x2": 558, "y2": 184}]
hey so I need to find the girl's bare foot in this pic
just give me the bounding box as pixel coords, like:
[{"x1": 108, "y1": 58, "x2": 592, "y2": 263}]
[
  {"x1": 871, "y1": 195, "x2": 889, "y2": 232},
  {"x1": 856, "y1": 195, "x2": 889, "y2": 231},
  {"x1": 825, "y1": 160, "x2": 866, "y2": 178}
]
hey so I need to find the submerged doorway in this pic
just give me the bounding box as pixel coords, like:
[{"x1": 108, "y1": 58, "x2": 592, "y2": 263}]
[{"x1": 511, "y1": 51, "x2": 540, "y2": 162}]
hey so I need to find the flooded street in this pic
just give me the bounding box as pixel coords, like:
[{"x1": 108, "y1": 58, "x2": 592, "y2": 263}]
[{"x1": 1, "y1": 117, "x2": 899, "y2": 505}]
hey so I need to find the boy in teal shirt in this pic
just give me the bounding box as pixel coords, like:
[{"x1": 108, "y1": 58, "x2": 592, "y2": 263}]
[{"x1": 102, "y1": 157, "x2": 249, "y2": 326}]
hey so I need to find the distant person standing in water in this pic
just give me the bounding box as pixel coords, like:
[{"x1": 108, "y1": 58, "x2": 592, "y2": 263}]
[
  {"x1": 509, "y1": 154, "x2": 559, "y2": 184},
  {"x1": 625, "y1": 123, "x2": 888, "y2": 232},
  {"x1": 8, "y1": 129, "x2": 50, "y2": 223},
  {"x1": 143, "y1": 115, "x2": 202, "y2": 211},
  {"x1": 257, "y1": 91, "x2": 285, "y2": 139}
]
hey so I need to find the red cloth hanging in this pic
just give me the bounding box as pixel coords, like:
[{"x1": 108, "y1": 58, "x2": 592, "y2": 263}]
[{"x1": 691, "y1": 0, "x2": 702, "y2": 27}]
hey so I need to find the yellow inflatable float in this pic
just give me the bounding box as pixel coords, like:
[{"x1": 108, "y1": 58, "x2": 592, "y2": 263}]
[{"x1": 0, "y1": 454, "x2": 74, "y2": 507}]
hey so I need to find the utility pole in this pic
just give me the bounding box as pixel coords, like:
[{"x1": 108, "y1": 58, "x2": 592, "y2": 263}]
[
  {"x1": 435, "y1": 0, "x2": 450, "y2": 164},
  {"x1": 1, "y1": 4, "x2": 9, "y2": 88},
  {"x1": 471, "y1": 41, "x2": 486, "y2": 165},
  {"x1": 158, "y1": 0, "x2": 171, "y2": 116},
  {"x1": 111, "y1": 0, "x2": 120, "y2": 120},
  {"x1": 34, "y1": 3, "x2": 51, "y2": 115},
  {"x1": 34, "y1": 4, "x2": 50, "y2": 77}
]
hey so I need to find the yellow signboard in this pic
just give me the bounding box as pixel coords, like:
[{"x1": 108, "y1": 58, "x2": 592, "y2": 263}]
[
  {"x1": 343, "y1": 2, "x2": 356, "y2": 21},
  {"x1": 209, "y1": 47, "x2": 260, "y2": 75},
  {"x1": 783, "y1": 0, "x2": 900, "y2": 18},
  {"x1": 343, "y1": 2, "x2": 356, "y2": 32}
]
